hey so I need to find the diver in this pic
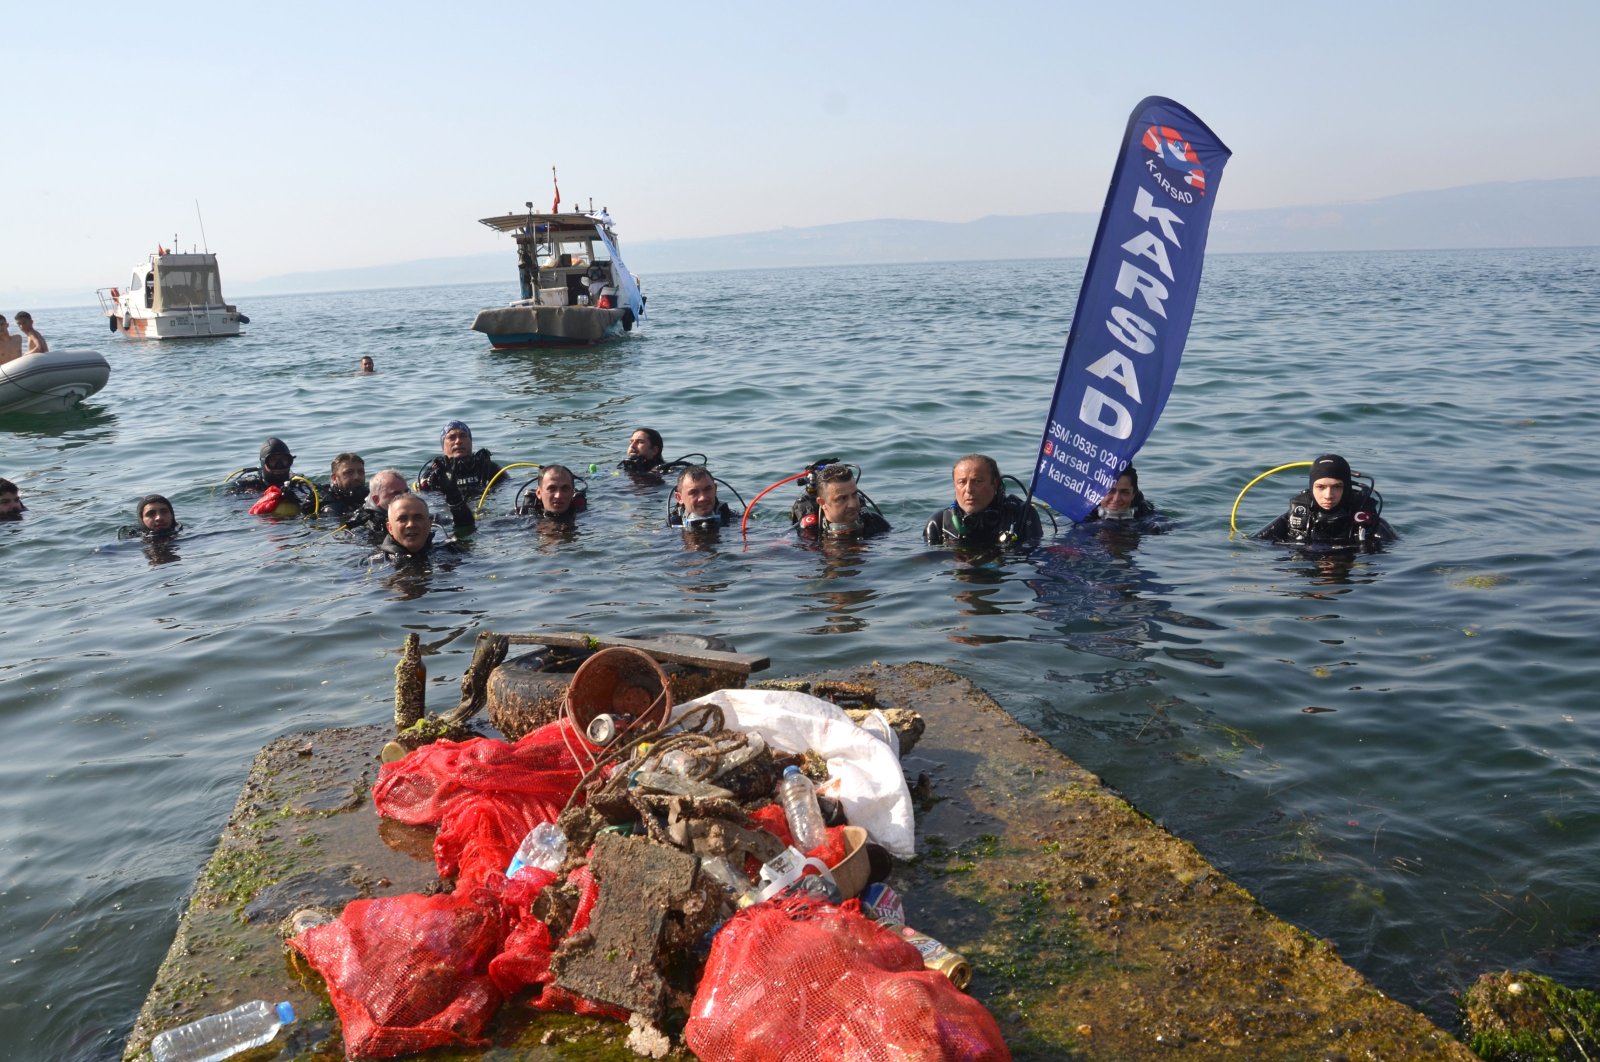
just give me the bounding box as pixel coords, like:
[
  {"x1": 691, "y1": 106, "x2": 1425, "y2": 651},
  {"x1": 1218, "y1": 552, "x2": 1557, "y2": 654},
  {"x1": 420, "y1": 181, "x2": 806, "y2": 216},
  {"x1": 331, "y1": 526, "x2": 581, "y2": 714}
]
[
  {"x1": 619, "y1": 427, "x2": 668, "y2": 474},
  {"x1": 924, "y1": 454, "x2": 1042, "y2": 549},
  {"x1": 793, "y1": 462, "x2": 890, "y2": 540},
  {"x1": 1254, "y1": 453, "x2": 1396, "y2": 550},
  {"x1": 1083, "y1": 465, "x2": 1163, "y2": 526},
  {"x1": 119, "y1": 494, "x2": 182, "y2": 540},
  {"x1": 227, "y1": 437, "x2": 317, "y2": 515},
  {"x1": 344, "y1": 468, "x2": 409, "y2": 542},
  {"x1": 669, "y1": 465, "x2": 738, "y2": 529},
  {"x1": 0, "y1": 477, "x2": 26, "y2": 520},
  {"x1": 369, "y1": 480, "x2": 475, "y2": 566},
  {"x1": 318, "y1": 452, "x2": 369, "y2": 520},
  {"x1": 513, "y1": 464, "x2": 587, "y2": 521},
  {"x1": 418, "y1": 420, "x2": 502, "y2": 500}
]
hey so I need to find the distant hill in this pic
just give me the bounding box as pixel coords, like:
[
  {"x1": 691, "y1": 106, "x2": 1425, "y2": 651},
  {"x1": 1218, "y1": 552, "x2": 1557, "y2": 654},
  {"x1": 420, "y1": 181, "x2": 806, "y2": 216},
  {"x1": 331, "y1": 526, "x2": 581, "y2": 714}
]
[{"x1": 152, "y1": 175, "x2": 1600, "y2": 299}]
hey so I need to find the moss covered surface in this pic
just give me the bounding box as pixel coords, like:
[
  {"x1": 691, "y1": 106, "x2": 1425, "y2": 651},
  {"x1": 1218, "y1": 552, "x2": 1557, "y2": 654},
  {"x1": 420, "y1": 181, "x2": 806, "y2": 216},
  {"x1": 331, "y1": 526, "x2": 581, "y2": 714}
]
[
  {"x1": 1461, "y1": 970, "x2": 1600, "y2": 1061},
  {"x1": 125, "y1": 664, "x2": 1479, "y2": 1061}
]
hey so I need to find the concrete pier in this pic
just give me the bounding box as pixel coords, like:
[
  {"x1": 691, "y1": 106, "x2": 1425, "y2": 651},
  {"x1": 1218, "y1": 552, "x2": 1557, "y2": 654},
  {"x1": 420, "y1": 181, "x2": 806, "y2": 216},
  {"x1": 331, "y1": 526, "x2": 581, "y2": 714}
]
[{"x1": 123, "y1": 662, "x2": 1475, "y2": 1060}]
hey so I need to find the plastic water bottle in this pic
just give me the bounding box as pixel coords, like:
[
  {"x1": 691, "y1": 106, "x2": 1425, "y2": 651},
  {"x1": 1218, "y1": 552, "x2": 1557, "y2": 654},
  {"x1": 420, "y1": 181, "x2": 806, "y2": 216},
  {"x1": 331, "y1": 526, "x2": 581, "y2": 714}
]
[
  {"x1": 506, "y1": 821, "x2": 567, "y2": 878},
  {"x1": 778, "y1": 765, "x2": 826, "y2": 852},
  {"x1": 150, "y1": 999, "x2": 295, "y2": 1062}
]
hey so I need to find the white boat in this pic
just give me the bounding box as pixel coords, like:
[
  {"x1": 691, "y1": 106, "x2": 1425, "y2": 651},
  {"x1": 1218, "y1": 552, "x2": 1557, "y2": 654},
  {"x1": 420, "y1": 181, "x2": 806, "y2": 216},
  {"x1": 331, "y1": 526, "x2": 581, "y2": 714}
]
[
  {"x1": 0, "y1": 349, "x2": 111, "y2": 413},
  {"x1": 470, "y1": 205, "x2": 645, "y2": 349},
  {"x1": 96, "y1": 250, "x2": 248, "y2": 339}
]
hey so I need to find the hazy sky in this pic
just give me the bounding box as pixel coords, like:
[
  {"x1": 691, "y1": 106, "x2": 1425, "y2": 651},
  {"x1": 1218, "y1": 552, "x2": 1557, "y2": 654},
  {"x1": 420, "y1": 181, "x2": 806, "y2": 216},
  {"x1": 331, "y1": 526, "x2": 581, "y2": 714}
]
[{"x1": 6, "y1": 1, "x2": 1596, "y2": 300}]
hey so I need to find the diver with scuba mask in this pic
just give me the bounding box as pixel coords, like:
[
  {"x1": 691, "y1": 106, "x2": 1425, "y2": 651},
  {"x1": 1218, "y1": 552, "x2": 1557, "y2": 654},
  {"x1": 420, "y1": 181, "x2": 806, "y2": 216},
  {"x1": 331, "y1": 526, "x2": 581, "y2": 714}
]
[
  {"x1": 1254, "y1": 453, "x2": 1395, "y2": 550},
  {"x1": 227, "y1": 437, "x2": 318, "y2": 516},
  {"x1": 1083, "y1": 465, "x2": 1162, "y2": 526},
  {"x1": 923, "y1": 454, "x2": 1042, "y2": 549},
  {"x1": 669, "y1": 465, "x2": 737, "y2": 530}
]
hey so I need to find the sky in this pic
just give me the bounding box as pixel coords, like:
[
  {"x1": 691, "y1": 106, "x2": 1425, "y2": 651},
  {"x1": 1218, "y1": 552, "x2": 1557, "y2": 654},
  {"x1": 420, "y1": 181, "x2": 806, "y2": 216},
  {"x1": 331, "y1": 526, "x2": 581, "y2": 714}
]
[{"x1": 5, "y1": 0, "x2": 1597, "y2": 303}]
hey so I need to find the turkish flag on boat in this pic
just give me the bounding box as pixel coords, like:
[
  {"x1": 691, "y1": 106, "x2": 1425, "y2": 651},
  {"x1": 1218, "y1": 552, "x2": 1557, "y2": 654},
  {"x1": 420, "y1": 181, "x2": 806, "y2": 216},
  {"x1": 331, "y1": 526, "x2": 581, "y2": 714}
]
[{"x1": 552, "y1": 173, "x2": 560, "y2": 213}]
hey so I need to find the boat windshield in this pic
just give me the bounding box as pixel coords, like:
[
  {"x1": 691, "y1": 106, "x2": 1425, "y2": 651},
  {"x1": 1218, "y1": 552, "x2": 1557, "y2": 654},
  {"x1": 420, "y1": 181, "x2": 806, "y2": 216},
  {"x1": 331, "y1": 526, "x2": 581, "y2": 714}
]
[
  {"x1": 537, "y1": 239, "x2": 595, "y2": 268},
  {"x1": 155, "y1": 266, "x2": 223, "y2": 310}
]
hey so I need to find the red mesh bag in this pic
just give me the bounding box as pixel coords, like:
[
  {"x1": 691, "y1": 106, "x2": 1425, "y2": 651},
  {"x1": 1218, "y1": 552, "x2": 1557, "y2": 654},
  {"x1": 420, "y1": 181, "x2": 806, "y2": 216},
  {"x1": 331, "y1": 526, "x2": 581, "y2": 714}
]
[
  {"x1": 685, "y1": 894, "x2": 1009, "y2": 1062},
  {"x1": 372, "y1": 720, "x2": 585, "y2": 887},
  {"x1": 291, "y1": 891, "x2": 505, "y2": 1059},
  {"x1": 373, "y1": 720, "x2": 584, "y2": 828},
  {"x1": 491, "y1": 862, "x2": 630, "y2": 1021}
]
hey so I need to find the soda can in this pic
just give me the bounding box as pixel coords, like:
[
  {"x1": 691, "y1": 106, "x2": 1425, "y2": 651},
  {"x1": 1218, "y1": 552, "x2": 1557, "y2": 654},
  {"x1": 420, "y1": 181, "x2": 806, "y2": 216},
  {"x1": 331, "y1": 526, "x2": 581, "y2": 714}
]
[
  {"x1": 859, "y1": 882, "x2": 904, "y2": 925},
  {"x1": 587, "y1": 713, "x2": 619, "y2": 745}
]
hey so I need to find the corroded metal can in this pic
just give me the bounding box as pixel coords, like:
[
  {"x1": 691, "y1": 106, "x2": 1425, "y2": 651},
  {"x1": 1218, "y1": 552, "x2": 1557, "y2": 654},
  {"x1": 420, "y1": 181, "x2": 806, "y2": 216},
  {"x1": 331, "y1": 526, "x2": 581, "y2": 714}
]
[
  {"x1": 898, "y1": 927, "x2": 972, "y2": 990},
  {"x1": 586, "y1": 713, "x2": 619, "y2": 745}
]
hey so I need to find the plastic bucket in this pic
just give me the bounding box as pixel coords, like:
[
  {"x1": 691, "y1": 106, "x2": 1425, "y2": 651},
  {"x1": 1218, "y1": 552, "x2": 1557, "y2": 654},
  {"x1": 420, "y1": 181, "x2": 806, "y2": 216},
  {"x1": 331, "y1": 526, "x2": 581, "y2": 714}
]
[{"x1": 563, "y1": 647, "x2": 672, "y2": 737}]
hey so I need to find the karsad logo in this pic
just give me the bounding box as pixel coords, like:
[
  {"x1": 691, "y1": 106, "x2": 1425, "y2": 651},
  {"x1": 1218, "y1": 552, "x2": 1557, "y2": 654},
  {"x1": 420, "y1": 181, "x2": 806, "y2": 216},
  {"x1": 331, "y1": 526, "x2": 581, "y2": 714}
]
[{"x1": 1141, "y1": 124, "x2": 1207, "y2": 196}]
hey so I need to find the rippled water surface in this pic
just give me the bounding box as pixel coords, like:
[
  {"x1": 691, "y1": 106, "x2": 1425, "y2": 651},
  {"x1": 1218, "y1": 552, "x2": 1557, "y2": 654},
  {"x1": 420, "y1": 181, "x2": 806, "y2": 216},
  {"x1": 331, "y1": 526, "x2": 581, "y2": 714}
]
[{"x1": 3, "y1": 249, "x2": 1599, "y2": 1058}]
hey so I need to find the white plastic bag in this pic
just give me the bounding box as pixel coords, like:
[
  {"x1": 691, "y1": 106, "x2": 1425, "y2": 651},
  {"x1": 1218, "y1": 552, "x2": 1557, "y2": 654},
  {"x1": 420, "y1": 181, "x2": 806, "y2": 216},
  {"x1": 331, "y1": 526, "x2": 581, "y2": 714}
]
[{"x1": 670, "y1": 688, "x2": 915, "y2": 857}]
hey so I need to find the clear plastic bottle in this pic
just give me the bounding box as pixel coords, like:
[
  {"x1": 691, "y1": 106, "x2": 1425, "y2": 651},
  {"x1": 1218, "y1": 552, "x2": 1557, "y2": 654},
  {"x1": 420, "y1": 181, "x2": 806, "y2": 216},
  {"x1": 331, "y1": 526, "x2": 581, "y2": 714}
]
[
  {"x1": 777, "y1": 765, "x2": 827, "y2": 852},
  {"x1": 150, "y1": 999, "x2": 296, "y2": 1062},
  {"x1": 506, "y1": 821, "x2": 567, "y2": 878}
]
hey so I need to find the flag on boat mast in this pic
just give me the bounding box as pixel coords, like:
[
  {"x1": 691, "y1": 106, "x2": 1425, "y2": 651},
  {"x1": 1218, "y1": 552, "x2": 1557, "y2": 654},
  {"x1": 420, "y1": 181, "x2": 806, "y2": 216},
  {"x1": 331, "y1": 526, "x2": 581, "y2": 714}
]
[
  {"x1": 551, "y1": 166, "x2": 561, "y2": 213},
  {"x1": 1029, "y1": 96, "x2": 1231, "y2": 523}
]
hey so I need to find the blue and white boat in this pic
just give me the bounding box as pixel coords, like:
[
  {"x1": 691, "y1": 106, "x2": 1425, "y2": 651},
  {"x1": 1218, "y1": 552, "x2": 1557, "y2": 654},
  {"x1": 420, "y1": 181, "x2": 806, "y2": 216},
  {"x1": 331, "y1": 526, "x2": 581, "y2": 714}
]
[{"x1": 470, "y1": 204, "x2": 646, "y2": 349}]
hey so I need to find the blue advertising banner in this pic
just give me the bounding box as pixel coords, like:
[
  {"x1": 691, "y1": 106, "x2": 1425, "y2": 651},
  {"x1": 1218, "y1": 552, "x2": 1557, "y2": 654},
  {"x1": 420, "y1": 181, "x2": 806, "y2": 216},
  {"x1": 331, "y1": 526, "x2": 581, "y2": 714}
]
[{"x1": 1030, "y1": 97, "x2": 1231, "y2": 522}]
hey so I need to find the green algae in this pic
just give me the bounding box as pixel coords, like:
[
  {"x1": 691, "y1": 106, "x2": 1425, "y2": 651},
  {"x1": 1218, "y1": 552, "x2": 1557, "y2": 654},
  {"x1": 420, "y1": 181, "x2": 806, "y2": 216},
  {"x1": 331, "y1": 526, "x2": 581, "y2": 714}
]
[{"x1": 1463, "y1": 971, "x2": 1600, "y2": 1062}]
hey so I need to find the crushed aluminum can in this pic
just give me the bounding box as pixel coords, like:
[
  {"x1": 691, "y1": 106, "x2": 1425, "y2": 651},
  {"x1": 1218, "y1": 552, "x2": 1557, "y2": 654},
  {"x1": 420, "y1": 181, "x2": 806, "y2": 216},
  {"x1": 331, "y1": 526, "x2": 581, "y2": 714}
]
[
  {"x1": 587, "y1": 713, "x2": 620, "y2": 745},
  {"x1": 860, "y1": 882, "x2": 905, "y2": 925}
]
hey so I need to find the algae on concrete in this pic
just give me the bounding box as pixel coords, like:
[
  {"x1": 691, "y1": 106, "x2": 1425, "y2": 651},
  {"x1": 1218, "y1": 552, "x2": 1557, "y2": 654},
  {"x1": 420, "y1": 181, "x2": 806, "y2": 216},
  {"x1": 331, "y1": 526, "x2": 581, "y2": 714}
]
[{"x1": 124, "y1": 663, "x2": 1484, "y2": 1062}]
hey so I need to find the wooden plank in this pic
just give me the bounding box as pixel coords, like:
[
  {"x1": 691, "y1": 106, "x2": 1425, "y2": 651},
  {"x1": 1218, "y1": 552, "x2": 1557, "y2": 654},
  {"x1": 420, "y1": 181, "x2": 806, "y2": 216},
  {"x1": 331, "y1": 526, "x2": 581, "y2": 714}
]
[{"x1": 503, "y1": 631, "x2": 769, "y2": 674}]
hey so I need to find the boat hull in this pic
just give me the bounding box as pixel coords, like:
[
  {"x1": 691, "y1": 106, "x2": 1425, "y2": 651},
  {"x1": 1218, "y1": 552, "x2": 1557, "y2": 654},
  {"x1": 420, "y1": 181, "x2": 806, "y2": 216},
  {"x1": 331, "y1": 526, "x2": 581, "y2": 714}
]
[
  {"x1": 110, "y1": 308, "x2": 242, "y2": 339},
  {"x1": 471, "y1": 305, "x2": 627, "y2": 349},
  {"x1": 0, "y1": 349, "x2": 112, "y2": 413}
]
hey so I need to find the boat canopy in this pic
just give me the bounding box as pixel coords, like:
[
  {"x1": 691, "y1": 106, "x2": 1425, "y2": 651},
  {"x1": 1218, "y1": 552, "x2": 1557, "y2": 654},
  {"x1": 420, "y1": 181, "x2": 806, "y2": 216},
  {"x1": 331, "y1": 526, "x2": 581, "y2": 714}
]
[
  {"x1": 130, "y1": 252, "x2": 226, "y2": 311},
  {"x1": 153, "y1": 258, "x2": 224, "y2": 311},
  {"x1": 478, "y1": 211, "x2": 612, "y2": 237}
]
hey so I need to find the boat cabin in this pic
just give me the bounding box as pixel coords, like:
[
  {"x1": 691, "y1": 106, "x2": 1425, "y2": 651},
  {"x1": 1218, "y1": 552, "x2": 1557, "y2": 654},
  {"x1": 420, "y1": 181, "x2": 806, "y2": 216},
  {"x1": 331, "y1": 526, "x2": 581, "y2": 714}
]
[
  {"x1": 130, "y1": 253, "x2": 226, "y2": 312},
  {"x1": 480, "y1": 212, "x2": 619, "y2": 308},
  {"x1": 97, "y1": 250, "x2": 244, "y2": 339}
]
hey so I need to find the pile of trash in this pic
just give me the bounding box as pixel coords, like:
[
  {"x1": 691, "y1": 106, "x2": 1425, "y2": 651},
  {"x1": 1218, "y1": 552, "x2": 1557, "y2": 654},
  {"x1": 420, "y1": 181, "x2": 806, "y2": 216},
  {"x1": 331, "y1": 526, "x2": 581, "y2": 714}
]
[{"x1": 287, "y1": 656, "x2": 1010, "y2": 1061}]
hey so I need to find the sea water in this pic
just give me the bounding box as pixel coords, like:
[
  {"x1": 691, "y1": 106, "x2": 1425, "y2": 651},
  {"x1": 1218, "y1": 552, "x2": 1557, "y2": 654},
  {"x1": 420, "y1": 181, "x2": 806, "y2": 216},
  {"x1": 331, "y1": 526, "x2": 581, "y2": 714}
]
[{"x1": 2, "y1": 249, "x2": 1598, "y2": 1058}]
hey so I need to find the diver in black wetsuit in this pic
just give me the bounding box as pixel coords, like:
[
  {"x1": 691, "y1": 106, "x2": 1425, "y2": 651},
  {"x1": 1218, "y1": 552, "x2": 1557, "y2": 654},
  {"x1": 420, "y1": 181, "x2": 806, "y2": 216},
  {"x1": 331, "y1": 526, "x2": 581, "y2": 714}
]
[
  {"x1": 369, "y1": 482, "x2": 476, "y2": 566},
  {"x1": 418, "y1": 420, "x2": 502, "y2": 501},
  {"x1": 513, "y1": 464, "x2": 587, "y2": 521},
  {"x1": 120, "y1": 493, "x2": 182, "y2": 540},
  {"x1": 1254, "y1": 453, "x2": 1396, "y2": 550},
  {"x1": 0, "y1": 477, "x2": 24, "y2": 521},
  {"x1": 923, "y1": 453, "x2": 1041, "y2": 549},
  {"x1": 342, "y1": 468, "x2": 408, "y2": 542},
  {"x1": 618, "y1": 427, "x2": 674, "y2": 475},
  {"x1": 1082, "y1": 465, "x2": 1163, "y2": 527},
  {"x1": 792, "y1": 463, "x2": 890, "y2": 540},
  {"x1": 317, "y1": 452, "x2": 368, "y2": 520},
  {"x1": 668, "y1": 465, "x2": 736, "y2": 529},
  {"x1": 228, "y1": 437, "x2": 317, "y2": 515}
]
